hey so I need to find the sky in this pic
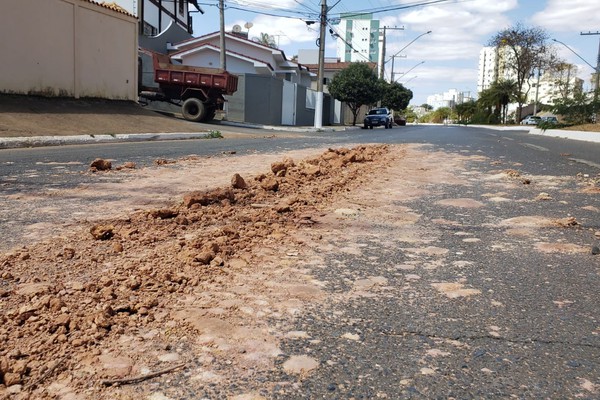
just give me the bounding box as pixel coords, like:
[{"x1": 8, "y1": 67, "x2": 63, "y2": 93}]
[{"x1": 192, "y1": 0, "x2": 600, "y2": 105}]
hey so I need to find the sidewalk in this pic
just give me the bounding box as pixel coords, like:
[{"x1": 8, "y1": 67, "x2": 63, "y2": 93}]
[
  {"x1": 1, "y1": 121, "x2": 598, "y2": 149},
  {"x1": 466, "y1": 124, "x2": 600, "y2": 143},
  {"x1": 0, "y1": 122, "x2": 352, "y2": 149}
]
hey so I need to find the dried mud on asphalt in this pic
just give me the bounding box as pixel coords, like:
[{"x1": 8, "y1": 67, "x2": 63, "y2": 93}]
[{"x1": 1, "y1": 144, "x2": 600, "y2": 399}]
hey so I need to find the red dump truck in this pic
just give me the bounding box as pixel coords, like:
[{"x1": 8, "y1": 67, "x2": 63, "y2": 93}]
[{"x1": 139, "y1": 53, "x2": 238, "y2": 122}]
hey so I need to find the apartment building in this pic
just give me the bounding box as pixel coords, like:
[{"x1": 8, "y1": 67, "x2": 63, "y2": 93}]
[
  {"x1": 477, "y1": 45, "x2": 581, "y2": 105},
  {"x1": 426, "y1": 89, "x2": 473, "y2": 110},
  {"x1": 335, "y1": 13, "x2": 381, "y2": 64}
]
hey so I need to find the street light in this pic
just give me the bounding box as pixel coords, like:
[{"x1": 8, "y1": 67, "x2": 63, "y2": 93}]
[
  {"x1": 552, "y1": 38, "x2": 600, "y2": 120},
  {"x1": 401, "y1": 75, "x2": 418, "y2": 85},
  {"x1": 383, "y1": 30, "x2": 431, "y2": 82},
  {"x1": 552, "y1": 38, "x2": 597, "y2": 71},
  {"x1": 394, "y1": 61, "x2": 425, "y2": 83}
]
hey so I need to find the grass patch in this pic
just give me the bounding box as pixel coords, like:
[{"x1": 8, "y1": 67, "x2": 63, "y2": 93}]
[{"x1": 205, "y1": 130, "x2": 223, "y2": 139}]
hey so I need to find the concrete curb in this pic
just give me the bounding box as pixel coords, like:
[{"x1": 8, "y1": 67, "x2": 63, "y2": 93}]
[
  {"x1": 465, "y1": 124, "x2": 600, "y2": 143},
  {"x1": 0, "y1": 132, "x2": 213, "y2": 149},
  {"x1": 218, "y1": 120, "x2": 344, "y2": 133},
  {"x1": 0, "y1": 121, "x2": 361, "y2": 149}
]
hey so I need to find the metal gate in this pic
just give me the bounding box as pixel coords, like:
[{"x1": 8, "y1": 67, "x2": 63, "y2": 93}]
[{"x1": 281, "y1": 80, "x2": 297, "y2": 126}]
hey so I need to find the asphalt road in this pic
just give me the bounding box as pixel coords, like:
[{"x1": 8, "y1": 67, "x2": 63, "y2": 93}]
[
  {"x1": 1, "y1": 125, "x2": 600, "y2": 194},
  {"x1": 1, "y1": 125, "x2": 599, "y2": 398}
]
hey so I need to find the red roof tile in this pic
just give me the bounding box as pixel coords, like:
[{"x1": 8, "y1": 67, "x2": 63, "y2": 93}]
[{"x1": 80, "y1": 0, "x2": 136, "y2": 18}]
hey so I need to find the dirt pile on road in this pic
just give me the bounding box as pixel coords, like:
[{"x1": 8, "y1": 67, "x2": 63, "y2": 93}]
[{"x1": 0, "y1": 145, "x2": 390, "y2": 399}]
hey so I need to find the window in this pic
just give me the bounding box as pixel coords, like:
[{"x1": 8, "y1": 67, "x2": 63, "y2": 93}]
[
  {"x1": 179, "y1": 0, "x2": 184, "y2": 15},
  {"x1": 143, "y1": 21, "x2": 158, "y2": 36}
]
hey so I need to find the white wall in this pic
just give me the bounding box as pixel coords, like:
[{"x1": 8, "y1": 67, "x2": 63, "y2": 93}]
[{"x1": 0, "y1": 0, "x2": 138, "y2": 100}]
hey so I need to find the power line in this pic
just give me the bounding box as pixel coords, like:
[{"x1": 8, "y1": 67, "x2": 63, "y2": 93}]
[
  {"x1": 199, "y1": 0, "x2": 454, "y2": 27},
  {"x1": 331, "y1": 0, "x2": 454, "y2": 19}
]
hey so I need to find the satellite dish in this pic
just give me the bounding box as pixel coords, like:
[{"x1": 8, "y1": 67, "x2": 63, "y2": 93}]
[
  {"x1": 232, "y1": 24, "x2": 242, "y2": 33},
  {"x1": 244, "y1": 22, "x2": 253, "y2": 30}
]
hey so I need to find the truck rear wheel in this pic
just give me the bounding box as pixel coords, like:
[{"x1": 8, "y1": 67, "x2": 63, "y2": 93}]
[
  {"x1": 202, "y1": 106, "x2": 216, "y2": 122},
  {"x1": 182, "y1": 98, "x2": 206, "y2": 122}
]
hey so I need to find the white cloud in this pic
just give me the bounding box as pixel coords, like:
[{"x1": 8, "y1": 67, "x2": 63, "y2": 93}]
[
  {"x1": 229, "y1": 15, "x2": 318, "y2": 48},
  {"x1": 378, "y1": 0, "x2": 515, "y2": 64},
  {"x1": 228, "y1": 0, "x2": 306, "y2": 11},
  {"x1": 531, "y1": 0, "x2": 600, "y2": 32},
  {"x1": 414, "y1": 66, "x2": 478, "y2": 84}
]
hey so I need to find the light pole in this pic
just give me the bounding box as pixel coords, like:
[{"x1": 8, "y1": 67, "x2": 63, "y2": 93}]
[
  {"x1": 552, "y1": 39, "x2": 599, "y2": 92},
  {"x1": 314, "y1": 0, "x2": 327, "y2": 129},
  {"x1": 219, "y1": 0, "x2": 226, "y2": 70},
  {"x1": 385, "y1": 30, "x2": 431, "y2": 81},
  {"x1": 378, "y1": 26, "x2": 405, "y2": 80},
  {"x1": 390, "y1": 54, "x2": 406, "y2": 82},
  {"x1": 401, "y1": 75, "x2": 418, "y2": 85},
  {"x1": 552, "y1": 37, "x2": 600, "y2": 120},
  {"x1": 394, "y1": 61, "x2": 425, "y2": 83}
]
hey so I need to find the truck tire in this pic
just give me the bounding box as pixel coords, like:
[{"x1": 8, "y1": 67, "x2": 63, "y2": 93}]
[
  {"x1": 182, "y1": 98, "x2": 206, "y2": 122},
  {"x1": 202, "y1": 107, "x2": 216, "y2": 122}
]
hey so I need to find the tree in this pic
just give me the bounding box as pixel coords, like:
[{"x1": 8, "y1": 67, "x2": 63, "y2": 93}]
[
  {"x1": 493, "y1": 80, "x2": 519, "y2": 123},
  {"x1": 252, "y1": 33, "x2": 276, "y2": 48},
  {"x1": 420, "y1": 103, "x2": 433, "y2": 111},
  {"x1": 477, "y1": 87, "x2": 501, "y2": 123},
  {"x1": 328, "y1": 63, "x2": 381, "y2": 125},
  {"x1": 430, "y1": 107, "x2": 452, "y2": 123},
  {"x1": 477, "y1": 80, "x2": 519, "y2": 124},
  {"x1": 553, "y1": 91, "x2": 597, "y2": 125},
  {"x1": 551, "y1": 62, "x2": 579, "y2": 102},
  {"x1": 489, "y1": 23, "x2": 551, "y2": 122},
  {"x1": 403, "y1": 106, "x2": 418, "y2": 123},
  {"x1": 454, "y1": 100, "x2": 477, "y2": 124},
  {"x1": 380, "y1": 81, "x2": 413, "y2": 111}
]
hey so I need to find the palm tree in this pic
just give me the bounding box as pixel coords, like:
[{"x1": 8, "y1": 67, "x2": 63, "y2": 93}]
[
  {"x1": 477, "y1": 80, "x2": 518, "y2": 124},
  {"x1": 252, "y1": 33, "x2": 277, "y2": 48},
  {"x1": 493, "y1": 79, "x2": 519, "y2": 123}
]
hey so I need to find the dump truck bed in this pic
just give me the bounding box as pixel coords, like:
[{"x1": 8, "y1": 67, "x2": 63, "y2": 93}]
[{"x1": 152, "y1": 53, "x2": 238, "y2": 96}]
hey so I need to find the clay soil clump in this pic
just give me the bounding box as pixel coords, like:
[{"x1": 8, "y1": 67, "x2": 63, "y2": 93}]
[{"x1": 0, "y1": 145, "x2": 391, "y2": 399}]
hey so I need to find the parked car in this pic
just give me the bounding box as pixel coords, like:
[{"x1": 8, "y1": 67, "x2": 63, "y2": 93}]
[
  {"x1": 520, "y1": 115, "x2": 541, "y2": 125},
  {"x1": 364, "y1": 108, "x2": 393, "y2": 129},
  {"x1": 394, "y1": 115, "x2": 407, "y2": 126},
  {"x1": 541, "y1": 116, "x2": 558, "y2": 124}
]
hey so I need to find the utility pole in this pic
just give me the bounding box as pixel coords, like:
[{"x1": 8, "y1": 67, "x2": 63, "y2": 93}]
[
  {"x1": 390, "y1": 54, "x2": 406, "y2": 82},
  {"x1": 581, "y1": 31, "x2": 600, "y2": 110},
  {"x1": 378, "y1": 26, "x2": 404, "y2": 81},
  {"x1": 581, "y1": 31, "x2": 600, "y2": 122},
  {"x1": 533, "y1": 65, "x2": 542, "y2": 115},
  {"x1": 379, "y1": 26, "x2": 386, "y2": 79},
  {"x1": 219, "y1": 0, "x2": 226, "y2": 70},
  {"x1": 314, "y1": 0, "x2": 327, "y2": 129}
]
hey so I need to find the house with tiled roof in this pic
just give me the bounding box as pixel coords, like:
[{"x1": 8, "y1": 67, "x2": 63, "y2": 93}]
[
  {"x1": 170, "y1": 32, "x2": 313, "y2": 87},
  {"x1": 164, "y1": 31, "x2": 326, "y2": 126}
]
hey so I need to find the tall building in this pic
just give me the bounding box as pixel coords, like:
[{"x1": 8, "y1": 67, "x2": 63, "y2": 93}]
[
  {"x1": 477, "y1": 47, "x2": 497, "y2": 93},
  {"x1": 477, "y1": 46, "x2": 517, "y2": 92},
  {"x1": 335, "y1": 13, "x2": 381, "y2": 63},
  {"x1": 476, "y1": 45, "x2": 582, "y2": 105},
  {"x1": 426, "y1": 89, "x2": 473, "y2": 110},
  {"x1": 529, "y1": 68, "x2": 583, "y2": 105}
]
